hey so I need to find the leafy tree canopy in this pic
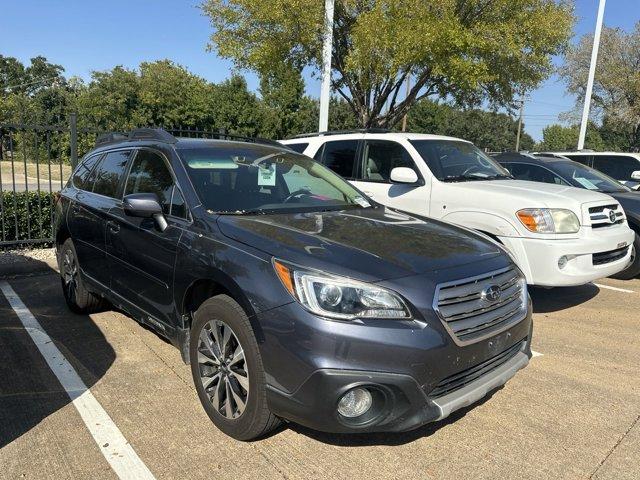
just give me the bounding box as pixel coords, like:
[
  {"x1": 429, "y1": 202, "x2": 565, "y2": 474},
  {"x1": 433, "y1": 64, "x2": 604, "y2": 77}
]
[
  {"x1": 560, "y1": 22, "x2": 640, "y2": 150},
  {"x1": 538, "y1": 122, "x2": 604, "y2": 151},
  {"x1": 202, "y1": 0, "x2": 574, "y2": 128},
  {"x1": 407, "y1": 99, "x2": 534, "y2": 152}
]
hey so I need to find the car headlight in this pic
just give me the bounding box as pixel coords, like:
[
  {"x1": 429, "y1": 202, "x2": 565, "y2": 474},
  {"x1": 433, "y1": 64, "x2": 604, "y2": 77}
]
[
  {"x1": 273, "y1": 260, "x2": 411, "y2": 320},
  {"x1": 516, "y1": 208, "x2": 580, "y2": 234}
]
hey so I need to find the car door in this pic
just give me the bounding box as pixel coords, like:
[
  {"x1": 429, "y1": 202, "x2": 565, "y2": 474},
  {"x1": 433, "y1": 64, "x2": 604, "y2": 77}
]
[
  {"x1": 351, "y1": 139, "x2": 429, "y2": 216},
  {"x1": 106, "y1": 147, "x2": 188, "y2": 326},
  {"x1": 68, "y1": 151, "x2": 130, "y2": 287}
]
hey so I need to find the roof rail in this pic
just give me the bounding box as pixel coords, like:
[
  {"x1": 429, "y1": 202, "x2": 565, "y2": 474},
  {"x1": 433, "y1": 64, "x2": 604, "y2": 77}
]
[
  {"x1": 287, "y1": 128, "x2": 391, "y2": 139},
  {"x1": 128, "y1": 128, "x2": 177, "y2": 144},
  {"x1": 95, "y1": 132, "x2": 128, "y2": 147}
]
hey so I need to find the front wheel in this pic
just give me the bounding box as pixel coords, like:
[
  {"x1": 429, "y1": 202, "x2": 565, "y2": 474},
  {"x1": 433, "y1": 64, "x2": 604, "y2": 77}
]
[
  {"x1": 59, "y1": 239, "x2": 104, "y2": 313},
  {"x1": 189, "y1": 295, "x2": 280, "y2": 441},
  {"x1": 611, "y1": 233, "x2": 640, "y2": 280}
]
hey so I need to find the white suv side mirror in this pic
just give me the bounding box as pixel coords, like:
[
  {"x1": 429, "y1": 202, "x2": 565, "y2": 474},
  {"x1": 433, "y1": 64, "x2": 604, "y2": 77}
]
[
  {"x1": 390, "y1": 167, "x2": 419, "y2": 184},
  {"x1": 630, "y1": 170, "x2": 640, "y2": 181}
]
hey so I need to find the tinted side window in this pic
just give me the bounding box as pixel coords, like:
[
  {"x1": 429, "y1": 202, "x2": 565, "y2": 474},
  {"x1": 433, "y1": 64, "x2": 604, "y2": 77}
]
[
  {"x1": 319, "y1": 140, "x2": 358, "y2": 178},
  {"x1": 170, "y1": 186, "x2": 187, "y2": 219},
  {"x1": 508, "y1": 163, "x2": 567, "y2": 185},
  {"x1": 92, "y1": 151, "x2": 131, "y2": 198},
  {"x1": 359, "y1": 140, "x2": 415, "y2": 182},
  {"x1": 125, "y1": 149, "x2": 180, "y2": 217},
  {"x1": 592, "y1": 156, "x2": 639, "y2": 180},
  {"x1": 563, "y1": 154, "x2": 590, "y2": 165},
  {"x1": 72, "y1": 154, "x2": 102, "y2": 190},
  {"x1": 286, "y1": 143, "x2": 309, "y2": 154}
]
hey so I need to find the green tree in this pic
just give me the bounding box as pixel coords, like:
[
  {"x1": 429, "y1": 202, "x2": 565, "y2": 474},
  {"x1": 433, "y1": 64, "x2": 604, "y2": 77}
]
[
  {"x1": 259, "y1": 64, "x2": 306, "y2": 138},
  {"x1": 209, "y1": 74, "x2": 263, "y2": 136},
  {"x1": 202, "y1": 0, "x2": 573, "y2": 128},
  {"x1": 560, "y1": 23, "x2": 640, "y2": 150},
  {"x1": 539, "y1": 123, "x2": 604, "y2": 151},
  {"x1": 407, "y1": 99, "x2": 534, "y2": 151},
  {"x1": 77, "y1": 66, "x2": 142, "y2": 130}
]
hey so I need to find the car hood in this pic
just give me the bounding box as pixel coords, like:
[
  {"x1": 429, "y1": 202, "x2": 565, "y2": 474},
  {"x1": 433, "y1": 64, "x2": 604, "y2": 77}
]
[
  {"x1": 216, "y1": 207, "x2": 505, "y2": 282},
  {"x1": 611, "y1": 191, "x2": 640, "y2": 221},
  {"x1": 443, "y1": 179, "x2": 614, "y2": 209}
]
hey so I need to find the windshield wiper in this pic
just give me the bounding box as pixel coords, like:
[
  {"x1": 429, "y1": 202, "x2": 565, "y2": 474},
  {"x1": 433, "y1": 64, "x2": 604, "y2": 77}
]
[{"x1": 442, "y1": 174, "x2": 494, "y2": 182}]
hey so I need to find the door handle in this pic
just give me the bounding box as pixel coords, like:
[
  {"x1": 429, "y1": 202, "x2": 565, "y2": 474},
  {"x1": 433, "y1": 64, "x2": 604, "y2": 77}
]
[{"x1": 107, "y1": 221, "x2": 120, "y2": 234}]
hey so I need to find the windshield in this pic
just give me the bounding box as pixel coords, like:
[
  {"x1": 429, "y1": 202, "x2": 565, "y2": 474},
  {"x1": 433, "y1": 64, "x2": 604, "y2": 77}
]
[
  {"x1": 177, "y1": 144, "x2": 371, "y2": 214},
  {"x1": 555, "y1": 161, "x2": 631, "y2": 193},
  {"x1": 409, "y1": 140, "x2": 511, "y2": 182}
]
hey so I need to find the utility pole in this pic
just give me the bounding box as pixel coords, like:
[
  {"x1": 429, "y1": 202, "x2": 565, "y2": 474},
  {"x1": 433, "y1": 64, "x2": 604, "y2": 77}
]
[
  {"x1": 401, "y1": 75, "x2": 411, "y2": 132},
  {"x1": 515, "y1": 97, "x2": 525, "y2": 151},
  {"x1": 318, "y1": 0, "x2": 335, "y2": 132},
  {"x1": 578, "y1": 0, "x2": 606, "y2": 150}
]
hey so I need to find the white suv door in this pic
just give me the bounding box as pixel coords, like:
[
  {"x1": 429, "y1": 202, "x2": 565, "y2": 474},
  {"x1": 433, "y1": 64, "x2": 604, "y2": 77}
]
[{"x1": 350, "y1": 139, "x2": 430, "y2": 216}]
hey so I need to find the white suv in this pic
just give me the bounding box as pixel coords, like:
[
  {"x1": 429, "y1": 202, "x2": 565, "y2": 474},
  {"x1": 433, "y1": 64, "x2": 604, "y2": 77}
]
[
  {"x1": 536, "y1": 151, "x2": 640, "y2": 190},
  {"x1": 282, "y1": 132, "x2": 635, "y2": 286}
]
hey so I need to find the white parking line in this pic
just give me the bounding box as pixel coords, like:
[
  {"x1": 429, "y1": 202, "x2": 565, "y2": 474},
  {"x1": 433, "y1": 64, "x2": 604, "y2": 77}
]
[
  {"x1": 532, "y1": 350, "x2": 543, "y2": 358},
  {"x1": 0, "y1": 281, "x2": 156, "y2": 480},
  {"x1": 593, "y1": 283, "x2": 636, "y2": 294}
]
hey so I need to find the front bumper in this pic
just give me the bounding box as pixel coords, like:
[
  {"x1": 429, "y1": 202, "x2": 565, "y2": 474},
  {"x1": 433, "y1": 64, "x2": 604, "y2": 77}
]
[
  {"x1": 498, "y1": 227, "x2": 635, "y2": 286},
  {"x1": 266, "y1": 336, "x2": 531, "y2": 434},
  {"x1": 259, "y1": 291, "x2": 533, "y2": 434}
]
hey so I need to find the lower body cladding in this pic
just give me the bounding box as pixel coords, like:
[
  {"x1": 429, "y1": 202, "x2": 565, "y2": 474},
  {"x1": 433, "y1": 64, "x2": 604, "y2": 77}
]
[
  {"x1": 498, "y1": 226, "x2": 635, "y2": 286},
  {"x1": 257, "y1": 300, "x2": 533, "y2": 434}
]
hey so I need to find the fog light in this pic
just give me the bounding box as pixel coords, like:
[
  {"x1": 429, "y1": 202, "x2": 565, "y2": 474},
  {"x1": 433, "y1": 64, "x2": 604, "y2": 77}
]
[
  {"x1": 558, "y1": 255, "x2": 568, "y2": 269},
  {"x1": 337, "y1": 387, "x2": 373, "y2": 418}
]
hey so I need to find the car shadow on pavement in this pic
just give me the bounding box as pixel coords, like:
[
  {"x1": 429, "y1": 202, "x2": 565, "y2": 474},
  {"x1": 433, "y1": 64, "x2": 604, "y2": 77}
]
[
  {"x1": 0, "y1": 260, "x2": 115, "y2": 449},
  {"x1": 529, "y1": 284, "x2": 600, "y2": 314},
  {"x1": 286, "y1": 386, "x2": 502, "y2": 446}
]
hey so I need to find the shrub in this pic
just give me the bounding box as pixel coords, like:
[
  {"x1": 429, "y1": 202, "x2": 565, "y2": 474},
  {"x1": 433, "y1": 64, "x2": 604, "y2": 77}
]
[{"x1": 0, "y1": 191, "x2": 55, "y2": 245}]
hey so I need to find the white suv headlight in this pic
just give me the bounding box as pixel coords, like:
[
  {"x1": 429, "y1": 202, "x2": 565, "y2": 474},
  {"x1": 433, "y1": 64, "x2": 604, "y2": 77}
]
[
  {"x1": 273, "y1": 260, "x2": 411, "y2": 320},
  {"x1": 517, "y1": 208, "x2": 580, "y2": 234}
]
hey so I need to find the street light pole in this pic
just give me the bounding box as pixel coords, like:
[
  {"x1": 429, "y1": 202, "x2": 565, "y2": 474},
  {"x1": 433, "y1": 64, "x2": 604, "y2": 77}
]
[
  {"x1": 319, "y1": 0, "x2": 335, "y2": 132},
  {"x1": 577, "y1": 0, "x2": 606, "y2": 150},
  {"x1": 515, "y1": 97, "x2": 525, "y2": 151}
]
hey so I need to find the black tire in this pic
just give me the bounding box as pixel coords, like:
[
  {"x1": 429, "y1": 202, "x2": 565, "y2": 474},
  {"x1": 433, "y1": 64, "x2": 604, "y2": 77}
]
[
  {"x1": 59, "y1": 239, "x2": 104, "y2": 314},
  {"x1": 611, "y1": 232, "x2": 640, "y2": 280},
  {"x1": 189, "y1": 295, "x2": 280, "y2": 441}
]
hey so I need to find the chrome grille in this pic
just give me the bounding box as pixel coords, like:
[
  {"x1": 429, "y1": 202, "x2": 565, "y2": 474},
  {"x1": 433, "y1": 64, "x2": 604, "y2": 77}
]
[
  {"x1": 434, "y1": 267, "x2": 527, "y2": 345},
  {"x1": 588, "y1": 203, "x2": 625, "y2": 229}
]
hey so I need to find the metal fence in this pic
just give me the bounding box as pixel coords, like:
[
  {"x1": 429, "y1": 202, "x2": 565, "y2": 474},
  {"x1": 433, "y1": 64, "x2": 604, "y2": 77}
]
[{"x1": 0, "y1": 116, "x2": 221, "y2": 249}]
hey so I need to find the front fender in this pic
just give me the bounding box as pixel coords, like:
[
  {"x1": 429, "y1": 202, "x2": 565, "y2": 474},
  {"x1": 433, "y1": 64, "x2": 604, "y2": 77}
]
[{"x1": 441, "y1": 211, "x2": 521, "y2": 238}]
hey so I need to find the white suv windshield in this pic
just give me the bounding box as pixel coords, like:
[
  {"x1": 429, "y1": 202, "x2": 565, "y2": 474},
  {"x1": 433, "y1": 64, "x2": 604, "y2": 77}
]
[
  {"x1": 410, "y1": 140, "x2": 511, "y2": 182},
  {"x1": 178, "y1": 144, "x2": 371, "y2": 214}
]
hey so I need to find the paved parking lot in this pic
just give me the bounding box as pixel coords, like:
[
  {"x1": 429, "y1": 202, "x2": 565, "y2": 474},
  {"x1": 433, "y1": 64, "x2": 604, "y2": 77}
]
[{"x1": 0, "y1": 263, "x2": 638, "y2": 480}]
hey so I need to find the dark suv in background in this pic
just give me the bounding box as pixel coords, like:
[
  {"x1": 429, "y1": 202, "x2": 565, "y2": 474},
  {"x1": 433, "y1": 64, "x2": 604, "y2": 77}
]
[{"x1": 54, "y1": 128, "x2": 533, "y2": 440}]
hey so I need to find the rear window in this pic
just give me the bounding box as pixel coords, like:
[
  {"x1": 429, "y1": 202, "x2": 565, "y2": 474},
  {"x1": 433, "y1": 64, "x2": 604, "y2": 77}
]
[
  {"x1": 285, "y1": 142, "x2": 309, "y2": 154},
  {"x1": 317, "y1": 140, "x2": 358, "y2": 178},
  {"x1": 92, "y1": 150, "x2": 132, "y2": 198},
  {"x1": 72, "y1": 154, "x2": 102, "y2": 191}
]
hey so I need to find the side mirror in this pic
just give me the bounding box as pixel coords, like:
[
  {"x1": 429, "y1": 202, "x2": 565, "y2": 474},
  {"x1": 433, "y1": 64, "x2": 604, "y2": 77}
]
[
  {"x1": 123, "y1": 193, "x2": 168, "y2": 232},
  {"x1": 390, "y1": 167, "x2": 420, "y2": 184},
  {"x1": 630, "y1": 170, "x2": 640, "y2": 181}
]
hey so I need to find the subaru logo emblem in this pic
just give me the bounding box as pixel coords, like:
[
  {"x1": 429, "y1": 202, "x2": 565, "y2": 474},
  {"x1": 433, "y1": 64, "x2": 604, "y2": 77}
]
[{"x1": 482, "y1": 285, "x2": 502, "y2": 303}]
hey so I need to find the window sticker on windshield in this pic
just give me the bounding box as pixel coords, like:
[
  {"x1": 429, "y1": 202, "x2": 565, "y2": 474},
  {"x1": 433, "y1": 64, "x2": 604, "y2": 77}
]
[
  {"x1": 574, "y1": 177, "x2": 599, "y2": 190},
  {"x1": 258, "y1": 164, "x2": 276, "y2": 186},
  {"x1": 354, "y1": 196, "x2": 371, "y2": 208}
]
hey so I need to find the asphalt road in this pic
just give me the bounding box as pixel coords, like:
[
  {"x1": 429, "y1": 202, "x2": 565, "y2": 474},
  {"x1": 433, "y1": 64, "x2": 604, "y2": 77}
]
[{"x1": 0, "y1": 264, "x2": 638, "y2": 479}]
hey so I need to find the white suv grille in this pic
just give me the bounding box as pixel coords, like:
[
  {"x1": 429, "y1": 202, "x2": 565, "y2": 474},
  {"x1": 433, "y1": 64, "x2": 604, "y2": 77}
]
[{"x1": 587, "y1": 203, "x2": 625, "y2": 229}]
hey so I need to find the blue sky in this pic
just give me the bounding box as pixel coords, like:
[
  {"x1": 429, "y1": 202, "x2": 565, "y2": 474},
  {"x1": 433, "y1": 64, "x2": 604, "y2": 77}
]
[{"x1": 3, "y1": 0, "x2": 638, "y2": 141}]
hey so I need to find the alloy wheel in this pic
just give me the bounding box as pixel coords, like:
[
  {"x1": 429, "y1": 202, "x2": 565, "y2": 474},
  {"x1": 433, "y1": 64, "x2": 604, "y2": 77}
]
[
  {"x1": 197, "y1": 320, "x2": 249, "y2": 419},
  {"x1": 62, "y1": 250, "x2": 78, "y2": 302}
]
